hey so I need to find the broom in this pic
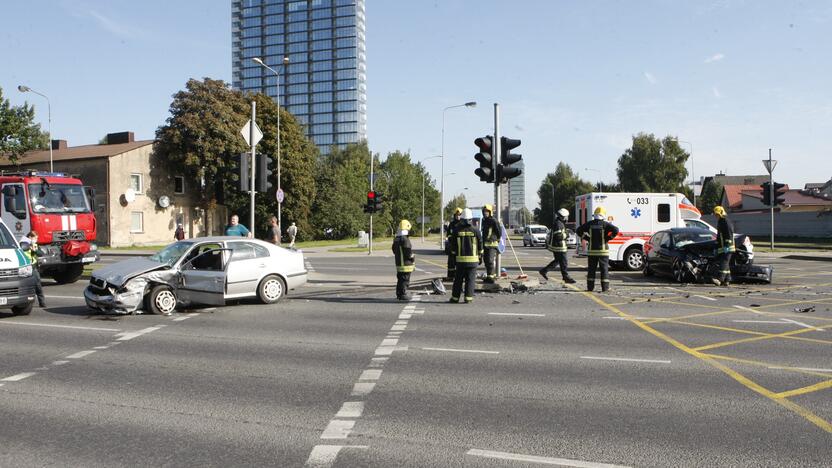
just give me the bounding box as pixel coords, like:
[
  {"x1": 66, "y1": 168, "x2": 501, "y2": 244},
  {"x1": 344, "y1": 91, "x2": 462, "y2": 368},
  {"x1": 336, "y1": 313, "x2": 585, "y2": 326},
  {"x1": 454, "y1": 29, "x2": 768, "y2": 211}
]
[{"x1": 504, "y1": 230, "x2": 528, "y2": 280}]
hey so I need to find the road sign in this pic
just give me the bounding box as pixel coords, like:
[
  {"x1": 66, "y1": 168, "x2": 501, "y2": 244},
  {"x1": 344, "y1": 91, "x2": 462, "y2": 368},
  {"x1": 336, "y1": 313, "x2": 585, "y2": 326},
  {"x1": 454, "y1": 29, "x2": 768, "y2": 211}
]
[
  {"x1": 762, "y1": 159, "x2": 777, "y2": 174},
  {"x1": 276, "y1": 188, "x2": 285, "y2": 203},
  {"x1": 241, "y1": 120, "x2": 263, "y2": 147}
]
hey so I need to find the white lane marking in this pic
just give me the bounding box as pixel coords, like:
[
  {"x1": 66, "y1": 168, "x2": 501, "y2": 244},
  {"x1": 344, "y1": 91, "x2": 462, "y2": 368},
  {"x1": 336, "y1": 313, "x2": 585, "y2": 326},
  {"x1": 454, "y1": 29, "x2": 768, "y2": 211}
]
[
  {"x1": 51, "y1": 360, "x2": 69, "y2": 366},
  {"x1": 693, "y1": 295, "x2": 718, "y2": 301},
  {"x1": 115, "y1": 325, "x2": 165, "y2": 341},
  {"x1": 733, "y1": 305, "x2": 763, "y2": 315},
  {"x1": 380, "y1": 338, "x2": 398, "y2": 346},
  {"x1": 0, "y1": 321, "x2": 120, "y2": 332},
  {"x1": 580, "y1": 356, "x2": 671, "y2": 364},
  {"x1": 44, "y1": 295, "x2": 87, "y2": 300},
  {"x1": 602, "y1": 316, "x2": 652, "y2": 320},
  {"x1": 421, "y1": 347, "x2": 499, "y2": 355},
  {"x1": 93, "y1": 346, "x2": 110, "y2": 350},
  {"x1": 732, "y1": 320, "x2": 789, "y2": 324},
  {"x1": 370, "y1": 357, "x2": 388, "y2": 366},
  {"x1": 66, "y1": 350, "x2": 97, "y2": 359},
  {"x1": 488, "y1": 312, "x2": 545, "y2": 317},
  {"x1": 320, "y1": 420, "x2": 355, "y2": 439},
  {"x1": 335, "y1": 401, "x2": 365, "y2": 418},
  {"x1": 1, "y1": 372, "x2": 37, "y2": 382},
  {"x1": 781, "y1": 318, "x2": 824, "y2": 332},
  {"x1": 358, "y1": 369, "x2": 382, "y2": 381},
  {"x1": 304, "y1": 445, "x2": 367, "y2": 468},
  {"x1": 398, "y1": 314, "x2": 411, "y2": 320},
  {"x1": 768, "y1": 366, "x2": 832, "y2": 373},
  {"x1": 350, "y1": 382, "x2": 375, "y2": 397},
  {"x1": 394, "y1": 320, "x2": 408, "y2": 325},
  {"x1": 467, "y1": 448, "x2": 631, "y2": 468},
  {"x1": 390, "y1": 325, "x2": 407, "y2": 331}
]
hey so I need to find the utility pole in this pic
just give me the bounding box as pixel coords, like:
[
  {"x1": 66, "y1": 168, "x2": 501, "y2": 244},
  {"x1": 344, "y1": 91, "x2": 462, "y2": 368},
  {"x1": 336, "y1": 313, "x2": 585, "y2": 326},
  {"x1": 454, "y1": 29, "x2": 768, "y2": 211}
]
[
  {"x1": 493, "y1": 103, "x2": 501, "y2": 276},
  {"x1": 766, "y1": 148, "x2": 775, "y2": 251}
]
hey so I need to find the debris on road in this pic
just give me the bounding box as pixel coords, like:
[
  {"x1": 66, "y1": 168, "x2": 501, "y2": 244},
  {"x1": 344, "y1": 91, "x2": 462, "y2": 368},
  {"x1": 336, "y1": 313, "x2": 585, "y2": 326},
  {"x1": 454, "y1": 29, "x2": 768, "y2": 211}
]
[{"x1": 793, "y1": 306, "x2": 816, "y2": 313}]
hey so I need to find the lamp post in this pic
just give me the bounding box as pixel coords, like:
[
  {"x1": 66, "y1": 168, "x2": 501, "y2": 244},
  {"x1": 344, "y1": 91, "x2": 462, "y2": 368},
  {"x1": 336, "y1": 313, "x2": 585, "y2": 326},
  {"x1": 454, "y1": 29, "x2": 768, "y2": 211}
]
[
  {"x1": 419, "y1": 155, "x2": 441, "y2": 241},
  {"x1": 17, "y1": 85, "x2": 53, "y2": 172},
  {"x1": 253, "y1": 56, "x2": 289, "y2": 232},
  {"x1": 440, "y1": 101, "x2": 477, "y2": 248}
]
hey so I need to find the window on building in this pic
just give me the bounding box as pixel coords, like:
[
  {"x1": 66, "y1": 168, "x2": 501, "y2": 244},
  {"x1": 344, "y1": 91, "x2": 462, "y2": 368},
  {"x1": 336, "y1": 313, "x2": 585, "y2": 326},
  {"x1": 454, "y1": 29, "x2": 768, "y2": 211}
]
[
  {"x1": 174, "y1": 176, "x2": 185, "y2": 194},
  {"x1": 264, "y1": 25, "x2": 284, "y2": 36},
  {"x1": 264, "y1": 14, "x2": 284, "y2": 25},
  {"x1": 130, "y1": 174, "x2": 143, "y2": 194},
  {"x1": 242, "y1": 27, "x2": 261, "y2": 38},
  {"x1": 288, "y1": 0, "x2": 307, "y2": 11},
  {"x1": 311, "y1": 61, "x2": 333, "y2": 71},
  {"x1": 242, "y1": 17, "x2": 261, "y2": 27},
  {"x1": 264, "y1": 4, "x2": 283, "y2": 14},
  {"x1": 312, "y1": 8, "x2": 332, "y2": 20},
  {"x1": 288, "y1": 11, "x2": 307, "y2": 22},
  {"x1": 312, "y1": 92, "x2": 333, "y2": 103},
  {"x1": 130, "y1": 212, "x2": 144, "y2": 233},
  {"x1": 312, "y1": 39, "x2": 332, "y2": 51},
  {"x1": 312, "y1": 71, "x2": 332, "y2": 82},
  {"x1": 288, "y1": 32, "x2": 307, "y2": 43},
  {"x1": 311, "y1": 29, "x2": 332, "y2": 40},
  {"x1": 311, "y1": 19, "x2": 331, "y2": 29}
]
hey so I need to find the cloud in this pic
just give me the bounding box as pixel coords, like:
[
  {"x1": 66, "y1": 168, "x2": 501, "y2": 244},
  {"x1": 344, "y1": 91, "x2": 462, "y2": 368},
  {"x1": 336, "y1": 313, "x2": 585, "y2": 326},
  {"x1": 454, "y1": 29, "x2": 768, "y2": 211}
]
[
  {"x1": 712, "y1": 87, "x2": 722, "y2": 98},
  {"x1": 89, "y1": 10, "x2": 142, "y2": 39},
  {"x1": 643, "y1": 71, "x2": 657, "y2": 84},
  {"x1": 704, "y1": 53, "x2": 725, "y2": 63}
]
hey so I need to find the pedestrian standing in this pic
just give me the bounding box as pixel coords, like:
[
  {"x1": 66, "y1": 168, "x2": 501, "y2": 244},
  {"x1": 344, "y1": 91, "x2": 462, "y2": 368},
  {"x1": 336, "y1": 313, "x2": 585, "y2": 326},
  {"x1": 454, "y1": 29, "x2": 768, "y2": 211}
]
[
  {"x1": 450, "y1": 209, "x2": 482, "y2": 304},
  {"x1": 480, "y1": 204, "x2": 501, "y2": 283},
  {"x1": 287, "y1": 222, "x2": 298, "y2": 248},
  {"x1": 539, "y1": 208, "x2": 577, "y2": 284},
  {"x1": 576, "y1": 206, "x2": 619, "y2": 292},
  {"x1": 174, "y1": 223, "x2": 185, "y2": 241},
  {"x1": 20, "y1": 234, "x2": 45, "y2": 307},
  {"x1": 225, "y1": 214, "x2": 252, "y2": 238},
  {"x1": 392, "y1": 219, "x2": 415, "y2": 301},
  {"x1": 445, "y1": 207, "x2": 462, "y2": 280},
  {"x1": 713, "y1": 205, "x2": 734, "y2": 286},
  {"x1": 267, "y1": 216, "x2": 281, "y2": 244}
]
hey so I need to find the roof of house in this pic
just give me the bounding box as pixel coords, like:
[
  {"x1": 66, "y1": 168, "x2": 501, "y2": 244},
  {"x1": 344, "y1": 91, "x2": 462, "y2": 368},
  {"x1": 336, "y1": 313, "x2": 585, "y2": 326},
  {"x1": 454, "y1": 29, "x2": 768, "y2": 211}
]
[
  {"x1": 739, "y1": 188, "x2": 832, "y2": 207},
  {"x1": 723, "y1": 184, "x2": 770, "y2": 209},
  {"x1": 0, "y1": 140, "x2": 154, "y2": 166},
  {"x1": 705, "y1": 174, "x2": 769, "y2": 188}
]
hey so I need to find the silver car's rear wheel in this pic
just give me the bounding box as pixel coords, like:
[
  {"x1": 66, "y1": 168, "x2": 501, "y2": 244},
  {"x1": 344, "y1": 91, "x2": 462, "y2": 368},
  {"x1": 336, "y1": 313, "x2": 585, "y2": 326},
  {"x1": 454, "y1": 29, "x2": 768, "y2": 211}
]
[{"x1": 258, "y1": 275, "x2": 286, "y2": 304}]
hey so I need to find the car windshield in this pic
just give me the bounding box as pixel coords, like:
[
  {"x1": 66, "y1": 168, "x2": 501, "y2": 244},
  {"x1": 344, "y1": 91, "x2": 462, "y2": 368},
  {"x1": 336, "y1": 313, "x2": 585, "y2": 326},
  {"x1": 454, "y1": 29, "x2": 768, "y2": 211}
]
[
  {"x1": 673, "y1": 231, "x2": 715, "y2": 248},
  {"x1": 148, "y1": 241, "x2": 194, "y2": 266},
  {"x1": 531, "y1": 227, "x2": 547, "y2": 234},
  {"x1": 28, "y1": 183, "x2": 91, "y2": 213}
]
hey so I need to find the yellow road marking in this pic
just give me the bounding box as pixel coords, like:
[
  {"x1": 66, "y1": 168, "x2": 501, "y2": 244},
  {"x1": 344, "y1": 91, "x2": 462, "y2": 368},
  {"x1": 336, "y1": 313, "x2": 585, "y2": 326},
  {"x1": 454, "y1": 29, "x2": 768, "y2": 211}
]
[
  {"x1": 694, "y1": 323, "x2": 832, "y2": 352},
  {"x1": 703, "y1": 353, "x2": 832, "y2": 379},
  {"x1": 570, "y1": 285, "x2": 832, "y2": 434},
  {"x1": 667, "y1": 320, "x2": 832, "y2": 346},
  {"x1": 775, "y1": 379, "x2": 832, "y2": 399},
  {"x1": 419, "y1": 258, "x2": 448, "y2": 270}
]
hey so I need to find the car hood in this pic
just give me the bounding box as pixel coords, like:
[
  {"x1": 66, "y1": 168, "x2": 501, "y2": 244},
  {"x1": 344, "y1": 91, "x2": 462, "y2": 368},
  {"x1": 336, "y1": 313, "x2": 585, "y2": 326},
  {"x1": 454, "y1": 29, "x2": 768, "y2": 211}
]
[
  {"x1": 91, "y1": 257, "x2": 169, "y2": 287},
  {"x1": 679, "y1": 240, "x2": 717, "y2": 255}
]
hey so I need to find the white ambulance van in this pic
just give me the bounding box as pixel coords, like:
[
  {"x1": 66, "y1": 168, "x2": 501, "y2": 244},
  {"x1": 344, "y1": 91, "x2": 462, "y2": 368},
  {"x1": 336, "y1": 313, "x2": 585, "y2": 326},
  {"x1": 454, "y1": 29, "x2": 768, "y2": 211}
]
[{"x1": 575, "y1": 192, "x2": 705, "y2": 271}]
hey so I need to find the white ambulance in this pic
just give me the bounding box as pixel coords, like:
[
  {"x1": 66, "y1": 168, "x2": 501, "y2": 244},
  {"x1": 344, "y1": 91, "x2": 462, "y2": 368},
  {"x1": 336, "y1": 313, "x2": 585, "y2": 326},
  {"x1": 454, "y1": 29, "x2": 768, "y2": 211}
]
[{"x1": 575, "y1": 192, "x2": 707, "y2": 270}]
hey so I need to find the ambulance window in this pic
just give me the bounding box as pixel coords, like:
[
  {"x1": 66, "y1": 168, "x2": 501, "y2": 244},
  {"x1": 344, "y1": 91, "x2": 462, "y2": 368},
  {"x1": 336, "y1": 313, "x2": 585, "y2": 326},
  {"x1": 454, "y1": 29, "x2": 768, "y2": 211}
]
[{"x1": 657, "y1": 203, "x2": 671, "y2": 223}]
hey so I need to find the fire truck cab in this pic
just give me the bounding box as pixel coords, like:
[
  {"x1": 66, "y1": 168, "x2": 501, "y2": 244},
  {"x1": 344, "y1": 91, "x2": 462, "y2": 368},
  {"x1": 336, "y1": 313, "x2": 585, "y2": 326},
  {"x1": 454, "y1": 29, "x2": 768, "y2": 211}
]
[{"x1": 0, "y1": 171, "x2": 99, "y2": 284}]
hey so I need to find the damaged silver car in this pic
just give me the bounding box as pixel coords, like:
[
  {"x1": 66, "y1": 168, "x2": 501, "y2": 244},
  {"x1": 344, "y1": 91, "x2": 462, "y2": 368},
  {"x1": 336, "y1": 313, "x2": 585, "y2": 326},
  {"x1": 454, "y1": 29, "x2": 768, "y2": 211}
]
[{"x1": 84, "y1": 237, "x2": 308, "y2": 315}]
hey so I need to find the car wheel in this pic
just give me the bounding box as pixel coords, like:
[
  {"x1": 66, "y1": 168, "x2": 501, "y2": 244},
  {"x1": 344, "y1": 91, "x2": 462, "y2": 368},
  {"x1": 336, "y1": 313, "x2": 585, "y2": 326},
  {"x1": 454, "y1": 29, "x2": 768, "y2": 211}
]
[
  {"x1": 671, "y1": 259, "x2": 687, "y2": 283},
  {"x1": 52, "y1": 264, "x2": 84, "y2": 284},
  {"x1": 147, "y1": 285, "x2": 177, "y2": 315},
  {"x1": 258, "y1": 275, "x2": 286, "y2": 304},
  {"x1": 624, "y1": 247, "x2": 644, "y2": 271},
  {"x1": 12, "y1": 302, "x2": 33, "y2": 316}
]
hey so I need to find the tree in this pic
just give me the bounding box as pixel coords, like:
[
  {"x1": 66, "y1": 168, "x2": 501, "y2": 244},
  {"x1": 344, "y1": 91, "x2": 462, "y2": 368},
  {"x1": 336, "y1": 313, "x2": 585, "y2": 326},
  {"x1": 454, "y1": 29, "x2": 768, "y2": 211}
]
[
  {"x1": 537, "y1": 162, "x2": 594, "y2": 227},
  {"x1": 311, "y1": 142, "x2": 373, "y2": 239},
  {"x1": 376, "y1": 151, "x2": 439, "y2": 236},
  {"x1": 443, "y1": 193, "x2": 467, "y2": 222},
  {"x1": 0, "y1": 86, "x2": 48, "y2": 165},
  {"x1": 616, "y1": 133, "x2": 689, "y2": 192},
  {"x1": 514, "y1": 207, "x2": 533, "y2": 226},
  {"x1": 699, "y1": 181, "x2": 723, "y2": 215}
]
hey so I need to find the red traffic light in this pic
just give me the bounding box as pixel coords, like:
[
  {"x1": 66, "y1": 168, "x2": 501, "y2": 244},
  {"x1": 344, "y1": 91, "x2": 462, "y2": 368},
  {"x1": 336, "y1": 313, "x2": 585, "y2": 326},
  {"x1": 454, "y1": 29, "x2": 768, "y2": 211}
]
[{"x1": 367, "y1": 191, "x2": 376, "y2": 199}]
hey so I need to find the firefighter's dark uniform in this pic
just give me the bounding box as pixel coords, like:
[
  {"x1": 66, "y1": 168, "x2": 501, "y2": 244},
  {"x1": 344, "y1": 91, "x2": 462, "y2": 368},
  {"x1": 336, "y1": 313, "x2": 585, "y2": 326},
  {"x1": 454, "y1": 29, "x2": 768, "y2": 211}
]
[
  {"x1": 480, "y1": 215, "x2": 500, "y2": 282},
  {"x1": 450, "y1": 219, "x2": 482, "y2": 303},
  {"x1": 541, "y1": 218, "x2": 575, "y2": 283},
  {"x1": 716, "y1": 216, "x2": 735, "y2": 285},
  {"x1": 576, "y1": 218, "x2": 619, "y2": 292},
  {"x1": 392, "y1": 234, "x2": 414, "y2": 300},
  {"x1": 445, "y1": 216, "x2": 461, "y2": 280}
]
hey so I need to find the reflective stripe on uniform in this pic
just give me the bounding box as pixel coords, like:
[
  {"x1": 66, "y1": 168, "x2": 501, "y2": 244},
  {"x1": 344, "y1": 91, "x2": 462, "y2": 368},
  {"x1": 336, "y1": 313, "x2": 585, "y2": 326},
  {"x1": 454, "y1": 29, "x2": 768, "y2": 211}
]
[
  {"x1": 587, "y1": 249, "x2": 609, "y2": 256},
  {"x1": 397, "y1": 265, "x2": 415, "y2": 272}
]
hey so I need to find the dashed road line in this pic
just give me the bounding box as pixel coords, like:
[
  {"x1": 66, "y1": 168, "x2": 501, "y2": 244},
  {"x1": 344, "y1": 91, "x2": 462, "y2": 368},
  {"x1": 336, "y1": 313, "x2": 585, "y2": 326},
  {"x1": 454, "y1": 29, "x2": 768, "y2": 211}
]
[
  {"x1": 781, "y1": 318, "x2": 825, "y2": 332},
  {"x1": 693, "y1": 295, "x2": 718, "y2": 301},
  {"x1": 733, "y1": 304, "x2": 764, "y2": 315},
  {"x1": 305, "y1": 445, "x2": 367, "y2": 467},
  {"x1": 65, "y1": 350, "x2": 97, "y2": 359},
  {"x1": 1, "y1": 372, "x2": 37, "y2": 382},
  {"x1": 488, "y1": 312, "x2": 545, "y2": 317},
  {"x1": 580, "y1": 356, "x2": 671, "y2": 364},
  {"x1": 115, "y1": 325, "x2": 165, "y2": 341},
  {"x1": 466, "y1": 448, "x2": 631, "y2": 467},
  {"x1": 0, "y1": 321, "x2": 120, "y2": 332},
  {"x1": 421, "y1": 347, "x2": 499, "y2": 355}
]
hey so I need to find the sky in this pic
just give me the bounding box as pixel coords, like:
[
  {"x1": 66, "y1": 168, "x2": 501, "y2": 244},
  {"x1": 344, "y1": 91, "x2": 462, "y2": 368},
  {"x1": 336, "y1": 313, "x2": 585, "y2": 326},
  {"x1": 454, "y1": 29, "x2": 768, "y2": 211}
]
[{"x1": 3, "y1": 0, "x2": 831, "y2": 210}]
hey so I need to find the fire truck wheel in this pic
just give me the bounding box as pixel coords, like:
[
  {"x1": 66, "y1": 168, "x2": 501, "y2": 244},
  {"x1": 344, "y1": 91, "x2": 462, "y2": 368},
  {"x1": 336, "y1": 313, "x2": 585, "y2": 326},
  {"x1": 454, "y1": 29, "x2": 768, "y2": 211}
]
[
  {"x1": 53, "y1": 264, "x2": 84, "y2": 284},
  {"x1": 147, "y1": 285, "x2": 177, "y2": 315},
  {"x1": 12, "y1": 302, "x2": 33, "y2": 316},
  {"x1": 623, "y1": 247, "x2": 644, "y2": 271}
]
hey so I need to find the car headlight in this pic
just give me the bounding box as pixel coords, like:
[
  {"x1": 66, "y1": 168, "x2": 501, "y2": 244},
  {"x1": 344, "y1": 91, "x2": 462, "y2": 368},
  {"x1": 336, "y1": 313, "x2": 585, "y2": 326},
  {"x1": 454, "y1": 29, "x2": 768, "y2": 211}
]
[
  {"x1": 18, "y1": 264, "x2": 33, "y2": 277},
  {"x1": 90, "y1": 243, "x2": 98, "y2": 251}
]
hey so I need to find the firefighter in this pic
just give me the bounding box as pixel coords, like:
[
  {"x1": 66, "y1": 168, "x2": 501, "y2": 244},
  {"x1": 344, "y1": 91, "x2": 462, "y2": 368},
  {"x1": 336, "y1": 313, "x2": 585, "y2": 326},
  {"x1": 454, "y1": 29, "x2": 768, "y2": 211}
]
[
  {"x1": 539, "y1": 208, "x2": 576, "y2": 284},
  {"x1": 713, "y1": 205, "x2": 734, "y2": 286},
  {"x1": 576, "y1": 206, "x2": 619, "y2": 292},
  {"x1": 480, "y1": 204, "x2": 501, "y2": 283},
  {"x1": 450, "y1": 208, "x2": 482, "y2": 304},
  {"x1": 445, "y1": 207, "x2": 463, "y2": 280},
  {"x1": 392, "y1": 219, "x2": 415, "y2": 301}
]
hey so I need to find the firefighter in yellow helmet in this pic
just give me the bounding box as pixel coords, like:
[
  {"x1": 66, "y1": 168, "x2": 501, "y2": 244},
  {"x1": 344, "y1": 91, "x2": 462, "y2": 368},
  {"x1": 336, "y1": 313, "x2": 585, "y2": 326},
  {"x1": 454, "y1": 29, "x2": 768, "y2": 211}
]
[
  {"x1": 540, "y1": 208, "x2": 576, "y2": 284},
  {"x1": 713, "y1": 206, "x2": 734, "y2": 286},
  {"x1": 450, "y1": 208, "x2": 482, "y2": 303},
  {"x1": 392, "y1": 219, "x2": 415, "y2": 301},
  {"x1": 480, "y1": 203, "x2": 501, "y2": 283},
  {"x1": 576, "y1": 206, "x2": 619, "y2": 292},
  {"x1": 445, "y1": 207, "x2": 463, "y2": 280}
]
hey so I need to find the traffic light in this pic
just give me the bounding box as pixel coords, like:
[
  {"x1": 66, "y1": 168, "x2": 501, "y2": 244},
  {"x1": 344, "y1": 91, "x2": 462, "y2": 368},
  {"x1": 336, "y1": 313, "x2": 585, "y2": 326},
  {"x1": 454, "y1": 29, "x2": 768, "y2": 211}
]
[
  {"x1": 760, "y1": 182, "x2": 771, "y2": 206},
  {"x1": 773, "y1": 182, "x2": 787, "y2": 206},
  {"x1": 237, "y1": 152, "x2": 250, "y2": 192},
  {"x1": 255, "y1": 153, "x2": 273, "y2": 192},
  {"x1": 373, "y1": 192, "x2": 384, "y2": 213},
  {"x1": 498, "y1": 136, "x2": 522, "y2": 182},
  {"x1": 364, "y1": 190, "x2": 376, "y2": 213},
  {"x1": 474, "y1": 136, "x2": 494, "y2": 183}
]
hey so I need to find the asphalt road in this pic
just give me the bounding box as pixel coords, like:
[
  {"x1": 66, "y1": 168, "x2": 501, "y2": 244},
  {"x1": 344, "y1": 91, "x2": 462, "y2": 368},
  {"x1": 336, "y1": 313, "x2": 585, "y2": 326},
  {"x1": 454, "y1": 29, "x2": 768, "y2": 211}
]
[{"x1": 1, "y1": 246, "x2": 830, "y2": 467}]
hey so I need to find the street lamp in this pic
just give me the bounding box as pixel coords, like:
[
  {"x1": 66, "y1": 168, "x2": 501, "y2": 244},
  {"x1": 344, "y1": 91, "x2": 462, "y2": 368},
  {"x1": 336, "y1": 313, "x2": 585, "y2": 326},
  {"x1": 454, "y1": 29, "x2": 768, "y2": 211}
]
[
  {"x1": 440, "y1": 101, "x2": 477, "y2": 248},
  {"x1": 253, "y1": 56, "x2": 290, "y2": 231},
  {"x1": 17, "y1": 85, "x2": 53, "y2": 172},
  {"x1": 419, "y1": 155, "x2": 441, "y2": 241}
]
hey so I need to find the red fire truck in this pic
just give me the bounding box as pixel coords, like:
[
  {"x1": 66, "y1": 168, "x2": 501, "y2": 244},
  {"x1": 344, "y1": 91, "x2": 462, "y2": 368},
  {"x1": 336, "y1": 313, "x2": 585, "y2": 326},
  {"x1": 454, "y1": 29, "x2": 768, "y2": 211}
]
[{"x1": 0, "y1": 171, "x2": 100, "y2": 283}]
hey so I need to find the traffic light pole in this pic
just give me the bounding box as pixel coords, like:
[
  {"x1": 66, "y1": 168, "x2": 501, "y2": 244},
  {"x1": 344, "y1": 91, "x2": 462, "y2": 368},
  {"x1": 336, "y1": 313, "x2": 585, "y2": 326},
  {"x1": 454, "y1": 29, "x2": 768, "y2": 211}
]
[
  {"x1": 493, "y1": 103, "x2": 501, "y2": 276},
  {"x1": 250, "y1": 100, "x2": 257, "y2": 232},
  {"x1": 768, "y1": 148, "x2": 774, "y2": 251},
  {"x1": 369, "y1": 151, "x2": 374, "y2": 255}
]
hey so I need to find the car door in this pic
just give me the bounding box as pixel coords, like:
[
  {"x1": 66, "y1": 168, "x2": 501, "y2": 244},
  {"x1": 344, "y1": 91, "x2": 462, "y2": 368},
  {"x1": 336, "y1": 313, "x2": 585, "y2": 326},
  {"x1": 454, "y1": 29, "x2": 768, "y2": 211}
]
[
  {"x1": 176, "y1": 244, "x2": 228, "y2": 306},
  {"x1": 654, "y1": 232, "x2": 675, "y2": 275},
  {"x1": 226, "y1": 241, "x2": 271, "y2": 297}
]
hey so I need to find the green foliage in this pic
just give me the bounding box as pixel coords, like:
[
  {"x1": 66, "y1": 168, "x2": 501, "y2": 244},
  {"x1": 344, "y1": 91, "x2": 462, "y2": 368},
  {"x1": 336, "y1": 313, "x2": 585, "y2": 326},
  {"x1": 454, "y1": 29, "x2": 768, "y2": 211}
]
[
  {"x1": 616, "y1": 133, "x2": 689, "y2": 192},
  {"x1": 444, "y1": 193, "x2": 468, "y2": 221},
  {"x1": 537, "y1": 162, "x2": 594, "y2": 227},
  {"x1": 311, "y1": 142, "x2": 373, "y2": 239},
  {"x1": 377, "y1": 151, "x2": 439, "y2": 235},
  {"x1": 0, "y1": 86, "x2": 48, "y2": 165},
  {"x1": 699, "y1": 181, "x2": 723, "y2": 214},
  {"x1": 514, "y1": 207, "x2": 533, "y2": 226}
]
